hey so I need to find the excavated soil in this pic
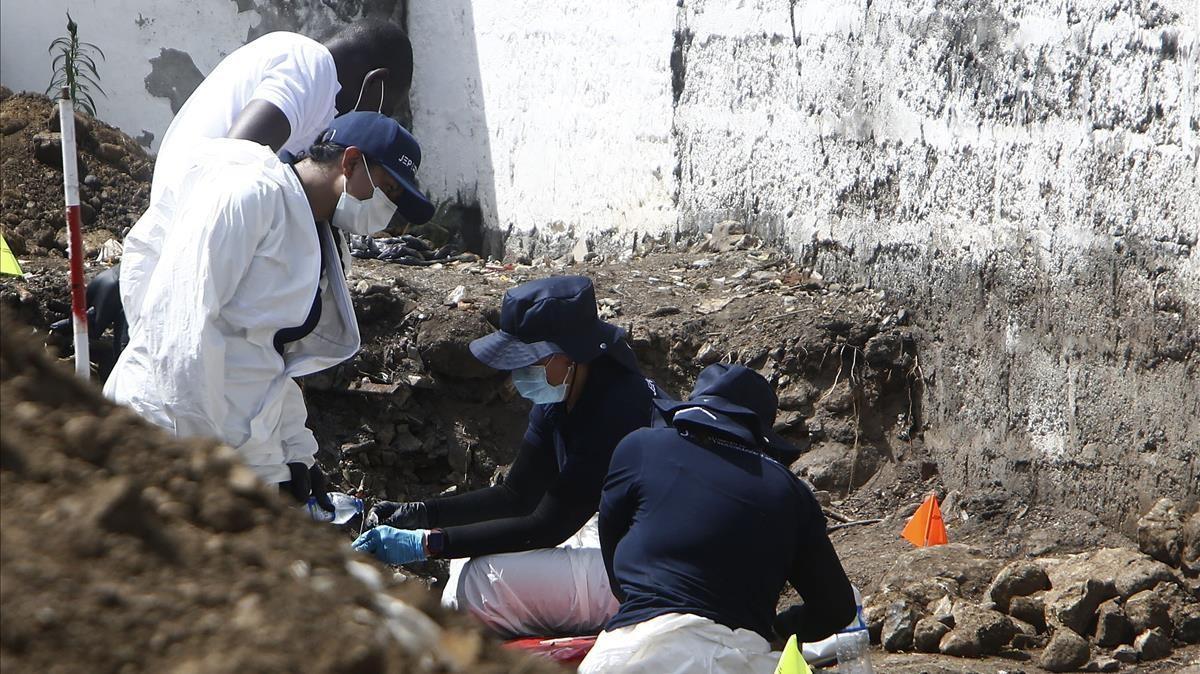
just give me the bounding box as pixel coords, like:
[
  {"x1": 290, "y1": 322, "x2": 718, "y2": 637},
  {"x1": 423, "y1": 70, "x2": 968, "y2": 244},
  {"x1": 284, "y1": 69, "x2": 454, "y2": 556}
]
[
  {"x1": 0, "y1": 88, "x2": 152, "y2": 259},
  {"x1": 0, "y1": 308, "x2": 564, "y2": 673},
  {"x1": 2, "y1": 95, "x2": 1197, "y2": 673}
]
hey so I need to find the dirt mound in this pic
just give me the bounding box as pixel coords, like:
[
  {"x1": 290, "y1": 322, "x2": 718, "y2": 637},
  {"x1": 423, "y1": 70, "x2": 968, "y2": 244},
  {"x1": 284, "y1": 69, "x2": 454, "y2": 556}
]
[
  {"x1": 0, "y1": 308, "x2": 561, "y2": 673},
  {"x1": 0, "y1": 89, "x2": 152, "y2": 259}
]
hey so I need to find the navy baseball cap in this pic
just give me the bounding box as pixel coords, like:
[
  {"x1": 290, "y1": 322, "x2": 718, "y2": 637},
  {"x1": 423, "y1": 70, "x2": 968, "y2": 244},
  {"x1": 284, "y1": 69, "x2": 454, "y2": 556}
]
[
  {"x1": 470, "y1": 276, "x2": 638, "y2": 371},
  {"x1": 654, "y1": 363, "x2": 802, "y2": 455},
  {"x1": 319, "y1": 112, "x2": 435, "y2": 224}
]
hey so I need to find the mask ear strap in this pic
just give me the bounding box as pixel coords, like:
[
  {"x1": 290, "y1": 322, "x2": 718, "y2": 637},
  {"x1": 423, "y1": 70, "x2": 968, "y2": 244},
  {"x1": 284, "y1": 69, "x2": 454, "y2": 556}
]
[
  {"x1": 352, "y1": 75, "x2": 387, "y2": 113},
  {"x1": 352, "y1": 76, "x2": 369, "y2": 112},
  {"x1": 361, "y1": 156, "x2": 378, "y2": 190}
]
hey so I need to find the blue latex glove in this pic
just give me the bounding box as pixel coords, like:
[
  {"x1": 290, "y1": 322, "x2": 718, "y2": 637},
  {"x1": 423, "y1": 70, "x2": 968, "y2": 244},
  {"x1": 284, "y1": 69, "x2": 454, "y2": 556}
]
[{"x1": 352, "y1": 526, "x2": 428, "y2": 565}]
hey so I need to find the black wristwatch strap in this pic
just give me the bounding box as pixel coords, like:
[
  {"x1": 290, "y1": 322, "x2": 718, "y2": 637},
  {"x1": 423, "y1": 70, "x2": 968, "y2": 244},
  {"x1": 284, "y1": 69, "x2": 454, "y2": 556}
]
[{"x1": 425, "y1": 528, "x2": 446, "y2": 558}]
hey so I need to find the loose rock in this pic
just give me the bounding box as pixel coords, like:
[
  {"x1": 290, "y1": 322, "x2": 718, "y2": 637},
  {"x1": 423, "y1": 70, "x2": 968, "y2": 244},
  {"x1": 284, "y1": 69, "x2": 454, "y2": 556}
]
[
  {"x1": 1039, "y1": 628, "x2": 1091, "y2": 672},
  {"x1": 988, "y1": 560, "x2": 1051, "y2": 612},
  {"x1": 1111, "y1": 644, "x2": 1138, "y2": 663},
  {"x1": 1156, "y1": 581, "x2": 1200, "y2": 643},
  {"x1": 1123, "y1": 588, "x2": 1171, "y2": 634},
  {"x1": 1094, "y1": 599, "x2": 1133, "y2": 647},
  {"x1": 1009, "y1": 594, "x2": 1047, "y2": 632},
  {"x1": 881, "y1": 601, "x2": 918, "y2": 652},
  {"x1": 1137, "y1": 497, "x2": 1183, "y2": 567},
  {"x1": 1082, "y1": 656, "x2": 1120, "y2": 672},
  {"x1": 913, "y1": 617, "x2": 950, "y2": 653},
  {"x1": 1133, "y1": 627, "x2": 1171, "y2": 661},
  {"x1": 878, "y1": 544, "x2": 1004, "y2": 607},
  {"x1": 1044, "y1": 576, "x2": 1117, "y2": 635},
  {"x1": 943, "y1": 602, "x2": 1018, "y2": 656}
]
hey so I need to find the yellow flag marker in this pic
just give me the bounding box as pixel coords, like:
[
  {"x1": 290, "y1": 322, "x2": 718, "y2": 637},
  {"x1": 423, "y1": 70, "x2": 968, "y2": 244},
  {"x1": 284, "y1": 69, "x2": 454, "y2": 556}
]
[
  {"x1": 901, "y1": 493, "x2": 948, "y2": 547},
  {"x1": 774, "y1": 634, "x2": 812, "y2": 674},
  {"x1": 0, "y1": 233, "x2": 22, "y2": 276}
]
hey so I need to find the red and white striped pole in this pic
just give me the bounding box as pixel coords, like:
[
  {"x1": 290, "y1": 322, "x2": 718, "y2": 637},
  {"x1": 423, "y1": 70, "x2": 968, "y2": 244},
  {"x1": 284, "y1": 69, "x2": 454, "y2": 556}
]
[{"x1": 59, "y1": 86, "x2": 90, "y2": 380}]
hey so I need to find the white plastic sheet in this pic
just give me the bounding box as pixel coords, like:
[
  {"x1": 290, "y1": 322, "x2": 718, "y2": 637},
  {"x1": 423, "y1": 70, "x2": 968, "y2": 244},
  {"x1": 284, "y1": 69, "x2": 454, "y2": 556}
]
[
  {"x1": 578, "y1": 613, "x2": 779, "y2": 674},
  {"x1": 442, "y1": 514, "x2": 618, "y2": 638}
]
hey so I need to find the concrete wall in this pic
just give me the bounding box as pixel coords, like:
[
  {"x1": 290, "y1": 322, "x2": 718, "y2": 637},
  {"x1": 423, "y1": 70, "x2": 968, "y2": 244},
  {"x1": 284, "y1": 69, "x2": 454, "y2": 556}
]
[
  {"x1": 413, "y1": 0, "x2": 1198, "y2": 527},
  {"x1": 0, "y1": 0, "x2": 401, "y2": 151},
  {"x1": 671, "y1": 0, "x2": 1198, "y2": 529},
  {"x1": 407, "y1": 1, "x2": 678, "y2": 254}
]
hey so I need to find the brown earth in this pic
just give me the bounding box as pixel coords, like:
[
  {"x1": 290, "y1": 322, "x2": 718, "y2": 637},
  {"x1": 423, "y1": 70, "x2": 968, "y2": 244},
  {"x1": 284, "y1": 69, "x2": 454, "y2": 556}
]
[
  {"x1": 2, "y1": 94, "x2": 1197, "y2": 673},
  {"x1": 0, "y1": 307, "x2": 563, "y2": 673},
  {"x1": 0, "y1": 89, "x2": 152, "y2": 260}
]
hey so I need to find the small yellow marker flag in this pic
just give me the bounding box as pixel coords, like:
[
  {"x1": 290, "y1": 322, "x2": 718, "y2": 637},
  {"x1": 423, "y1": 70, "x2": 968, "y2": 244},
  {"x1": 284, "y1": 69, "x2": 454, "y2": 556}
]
[
  {"x1": 1, "y1": 233, "x2": 23, "y2": 276},
  {"x1": 774, "y1": 635, "x2": 812, "y2": 674}
]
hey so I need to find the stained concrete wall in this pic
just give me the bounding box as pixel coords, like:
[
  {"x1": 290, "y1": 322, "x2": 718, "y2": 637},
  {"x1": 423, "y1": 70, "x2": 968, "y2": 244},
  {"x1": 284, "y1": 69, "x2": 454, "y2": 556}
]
[
  {"x1": 671, "y1": 0, "x2": 1199, "y2": 529},
  {"x1": 0, "y1": 0, "x2": 401, "y2": 151},
  {"x1": 410, "y1": 0, "x2": 1198, "y2": 528}
]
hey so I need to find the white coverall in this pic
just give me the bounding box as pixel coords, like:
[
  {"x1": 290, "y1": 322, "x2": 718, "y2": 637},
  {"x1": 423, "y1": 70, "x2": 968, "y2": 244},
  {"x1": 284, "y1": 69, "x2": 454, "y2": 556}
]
[{"x1": 105, "y1": 138, "x2": 359, "y2": 484}]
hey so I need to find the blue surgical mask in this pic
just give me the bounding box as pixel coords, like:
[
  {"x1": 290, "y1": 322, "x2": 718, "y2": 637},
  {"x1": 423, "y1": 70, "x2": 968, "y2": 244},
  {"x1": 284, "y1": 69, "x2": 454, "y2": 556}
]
[{"x1": 512, "y1": 363, "x2": 573, "y2": 404}]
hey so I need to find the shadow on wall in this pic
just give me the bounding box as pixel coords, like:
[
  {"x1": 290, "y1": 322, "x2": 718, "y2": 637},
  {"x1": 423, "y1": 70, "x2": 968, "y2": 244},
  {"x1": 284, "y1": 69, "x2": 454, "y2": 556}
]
[
  {"x1": 405, "y1": 0, "x2": 499, "y2": 258},
  {"x1": 140, "y1": 0, "x2": 411, "y2": 138}
]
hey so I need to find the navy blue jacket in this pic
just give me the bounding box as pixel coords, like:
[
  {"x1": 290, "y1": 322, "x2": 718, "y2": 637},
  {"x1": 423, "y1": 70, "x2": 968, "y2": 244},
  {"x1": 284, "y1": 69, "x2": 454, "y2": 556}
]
[
  {"x1": 427, "y1": 355, "x2": 661, "y2": 558},
  {"x1": 599, "y1": 425, "x2": 855, "y2": 642}
]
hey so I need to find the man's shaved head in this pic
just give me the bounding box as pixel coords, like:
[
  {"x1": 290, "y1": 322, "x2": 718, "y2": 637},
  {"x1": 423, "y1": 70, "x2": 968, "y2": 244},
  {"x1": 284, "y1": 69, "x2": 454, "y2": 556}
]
[{"x1": 325, "y1": 21, "x2": 413, "y2": 115}]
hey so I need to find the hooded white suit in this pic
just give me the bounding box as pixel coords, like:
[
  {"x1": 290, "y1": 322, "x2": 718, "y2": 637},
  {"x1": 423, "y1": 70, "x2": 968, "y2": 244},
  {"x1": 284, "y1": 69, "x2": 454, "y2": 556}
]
[{"x1": 105, "y1": 138, "x2": 359, "y2": 484}]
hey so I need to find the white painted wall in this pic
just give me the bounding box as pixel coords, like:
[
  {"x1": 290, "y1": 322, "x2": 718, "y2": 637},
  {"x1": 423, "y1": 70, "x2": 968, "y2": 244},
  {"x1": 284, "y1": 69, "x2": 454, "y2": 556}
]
[
  {"x1": 0, "y1": 0, "x2": 254, "y2": 151},
  {"x1": 408, "y1": 0, "x2": 678, "y2": 247}
]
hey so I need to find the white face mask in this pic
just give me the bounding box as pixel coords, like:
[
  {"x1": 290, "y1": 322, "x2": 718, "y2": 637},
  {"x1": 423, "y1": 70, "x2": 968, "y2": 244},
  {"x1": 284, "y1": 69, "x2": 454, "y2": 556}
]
[{"x1": 332, "y1": 156, "x2": 398, "y2": 236}]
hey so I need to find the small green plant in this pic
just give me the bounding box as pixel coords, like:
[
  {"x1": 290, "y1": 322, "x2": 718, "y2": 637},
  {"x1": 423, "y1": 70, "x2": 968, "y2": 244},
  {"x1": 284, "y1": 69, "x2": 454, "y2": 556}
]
[{"x1": 46, "y1": 12, "x2": 105, "y2": 116}]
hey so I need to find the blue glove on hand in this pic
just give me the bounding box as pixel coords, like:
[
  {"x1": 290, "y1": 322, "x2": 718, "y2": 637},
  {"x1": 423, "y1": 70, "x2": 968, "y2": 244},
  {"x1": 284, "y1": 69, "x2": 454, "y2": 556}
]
[{"x1": 352, "y1": 526, "x2": 428, "y2": 565}]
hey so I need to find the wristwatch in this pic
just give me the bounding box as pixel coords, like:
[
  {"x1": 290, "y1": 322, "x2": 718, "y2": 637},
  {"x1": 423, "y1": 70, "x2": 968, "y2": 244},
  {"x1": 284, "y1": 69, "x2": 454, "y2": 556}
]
[{"x1": 424, "y1": 528, "x2": 446, "y2": 558}]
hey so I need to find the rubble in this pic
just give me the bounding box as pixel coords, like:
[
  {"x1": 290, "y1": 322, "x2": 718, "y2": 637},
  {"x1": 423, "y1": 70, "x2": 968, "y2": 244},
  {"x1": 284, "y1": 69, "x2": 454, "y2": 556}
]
[
  {"x1": 880, "y1": 601, "x2": 919, "y2": 652},
  {"x1": 1124, "y1": 588, "x2": 1172, "y2": 634},
  {"x1": 912, "y1": 616, "x2": 950, "y2": 653}
]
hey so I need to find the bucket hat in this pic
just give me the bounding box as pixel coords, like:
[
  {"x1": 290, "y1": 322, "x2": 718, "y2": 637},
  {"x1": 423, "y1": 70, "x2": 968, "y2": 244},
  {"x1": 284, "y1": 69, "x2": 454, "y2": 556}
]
[
  {"x1": 654, "y1": 363, "x2": 801, "y2": 455},
  {"x1": 470, "y1": 276, "x2": 638, "y2": 371}
]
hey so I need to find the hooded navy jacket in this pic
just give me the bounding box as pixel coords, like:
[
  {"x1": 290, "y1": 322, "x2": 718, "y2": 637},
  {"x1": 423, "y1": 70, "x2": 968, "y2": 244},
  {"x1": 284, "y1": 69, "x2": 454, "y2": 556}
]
[{"x1": 598, "y1": 413, "x2": 855, "y2": 642}]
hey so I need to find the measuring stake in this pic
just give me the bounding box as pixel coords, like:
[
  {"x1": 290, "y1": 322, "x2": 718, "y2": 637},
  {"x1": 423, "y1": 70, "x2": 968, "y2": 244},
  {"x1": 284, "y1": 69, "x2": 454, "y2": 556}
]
[{"x1": 59, "y1": 87, "x2": 89, "y2": 380}]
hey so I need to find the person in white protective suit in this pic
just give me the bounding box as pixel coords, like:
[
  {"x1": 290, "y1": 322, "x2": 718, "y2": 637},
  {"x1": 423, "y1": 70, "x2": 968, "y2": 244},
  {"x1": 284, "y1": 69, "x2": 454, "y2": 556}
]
[
  {"x1": 105, "y1": 112, "x2": 434, "y2": 506},
  {"x1": 73, "y1": 23, "x2": 412, "y2": 387}
]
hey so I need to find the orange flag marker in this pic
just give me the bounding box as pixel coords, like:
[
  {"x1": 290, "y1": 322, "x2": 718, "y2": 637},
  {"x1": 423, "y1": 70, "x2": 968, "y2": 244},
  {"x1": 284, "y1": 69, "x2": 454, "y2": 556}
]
[{"x1": 901, "y1": 493, "x2": 948, "y2": 547}]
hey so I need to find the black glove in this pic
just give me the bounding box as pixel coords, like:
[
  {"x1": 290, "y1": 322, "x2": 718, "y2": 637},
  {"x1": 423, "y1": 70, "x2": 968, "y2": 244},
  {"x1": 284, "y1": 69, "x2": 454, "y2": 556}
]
[
  {"x1": 366, "y1": 500, "x2": 429, "y2": 529},
  {"x1": 281, "y1": 463, "x2": 335, "y2": 512}
]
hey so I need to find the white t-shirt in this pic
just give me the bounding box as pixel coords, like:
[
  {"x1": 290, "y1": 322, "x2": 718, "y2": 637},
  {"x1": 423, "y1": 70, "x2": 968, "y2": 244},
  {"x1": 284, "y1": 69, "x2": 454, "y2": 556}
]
[{"x1": 151, "y1": 31, "x2": 341, "y2": 202}]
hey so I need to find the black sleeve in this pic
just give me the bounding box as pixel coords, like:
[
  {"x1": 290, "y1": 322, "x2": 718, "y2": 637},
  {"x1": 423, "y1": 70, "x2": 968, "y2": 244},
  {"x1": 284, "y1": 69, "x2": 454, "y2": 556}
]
[
  {"x1": 439, "y1": 479, "x2": 596, "y2": 559},
  {"x1": 773, "y1": 504, "x2": 857, "y2": 643},
  {"x1": 424, "y1": 437, "x2": 558, "y2": 528}
]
